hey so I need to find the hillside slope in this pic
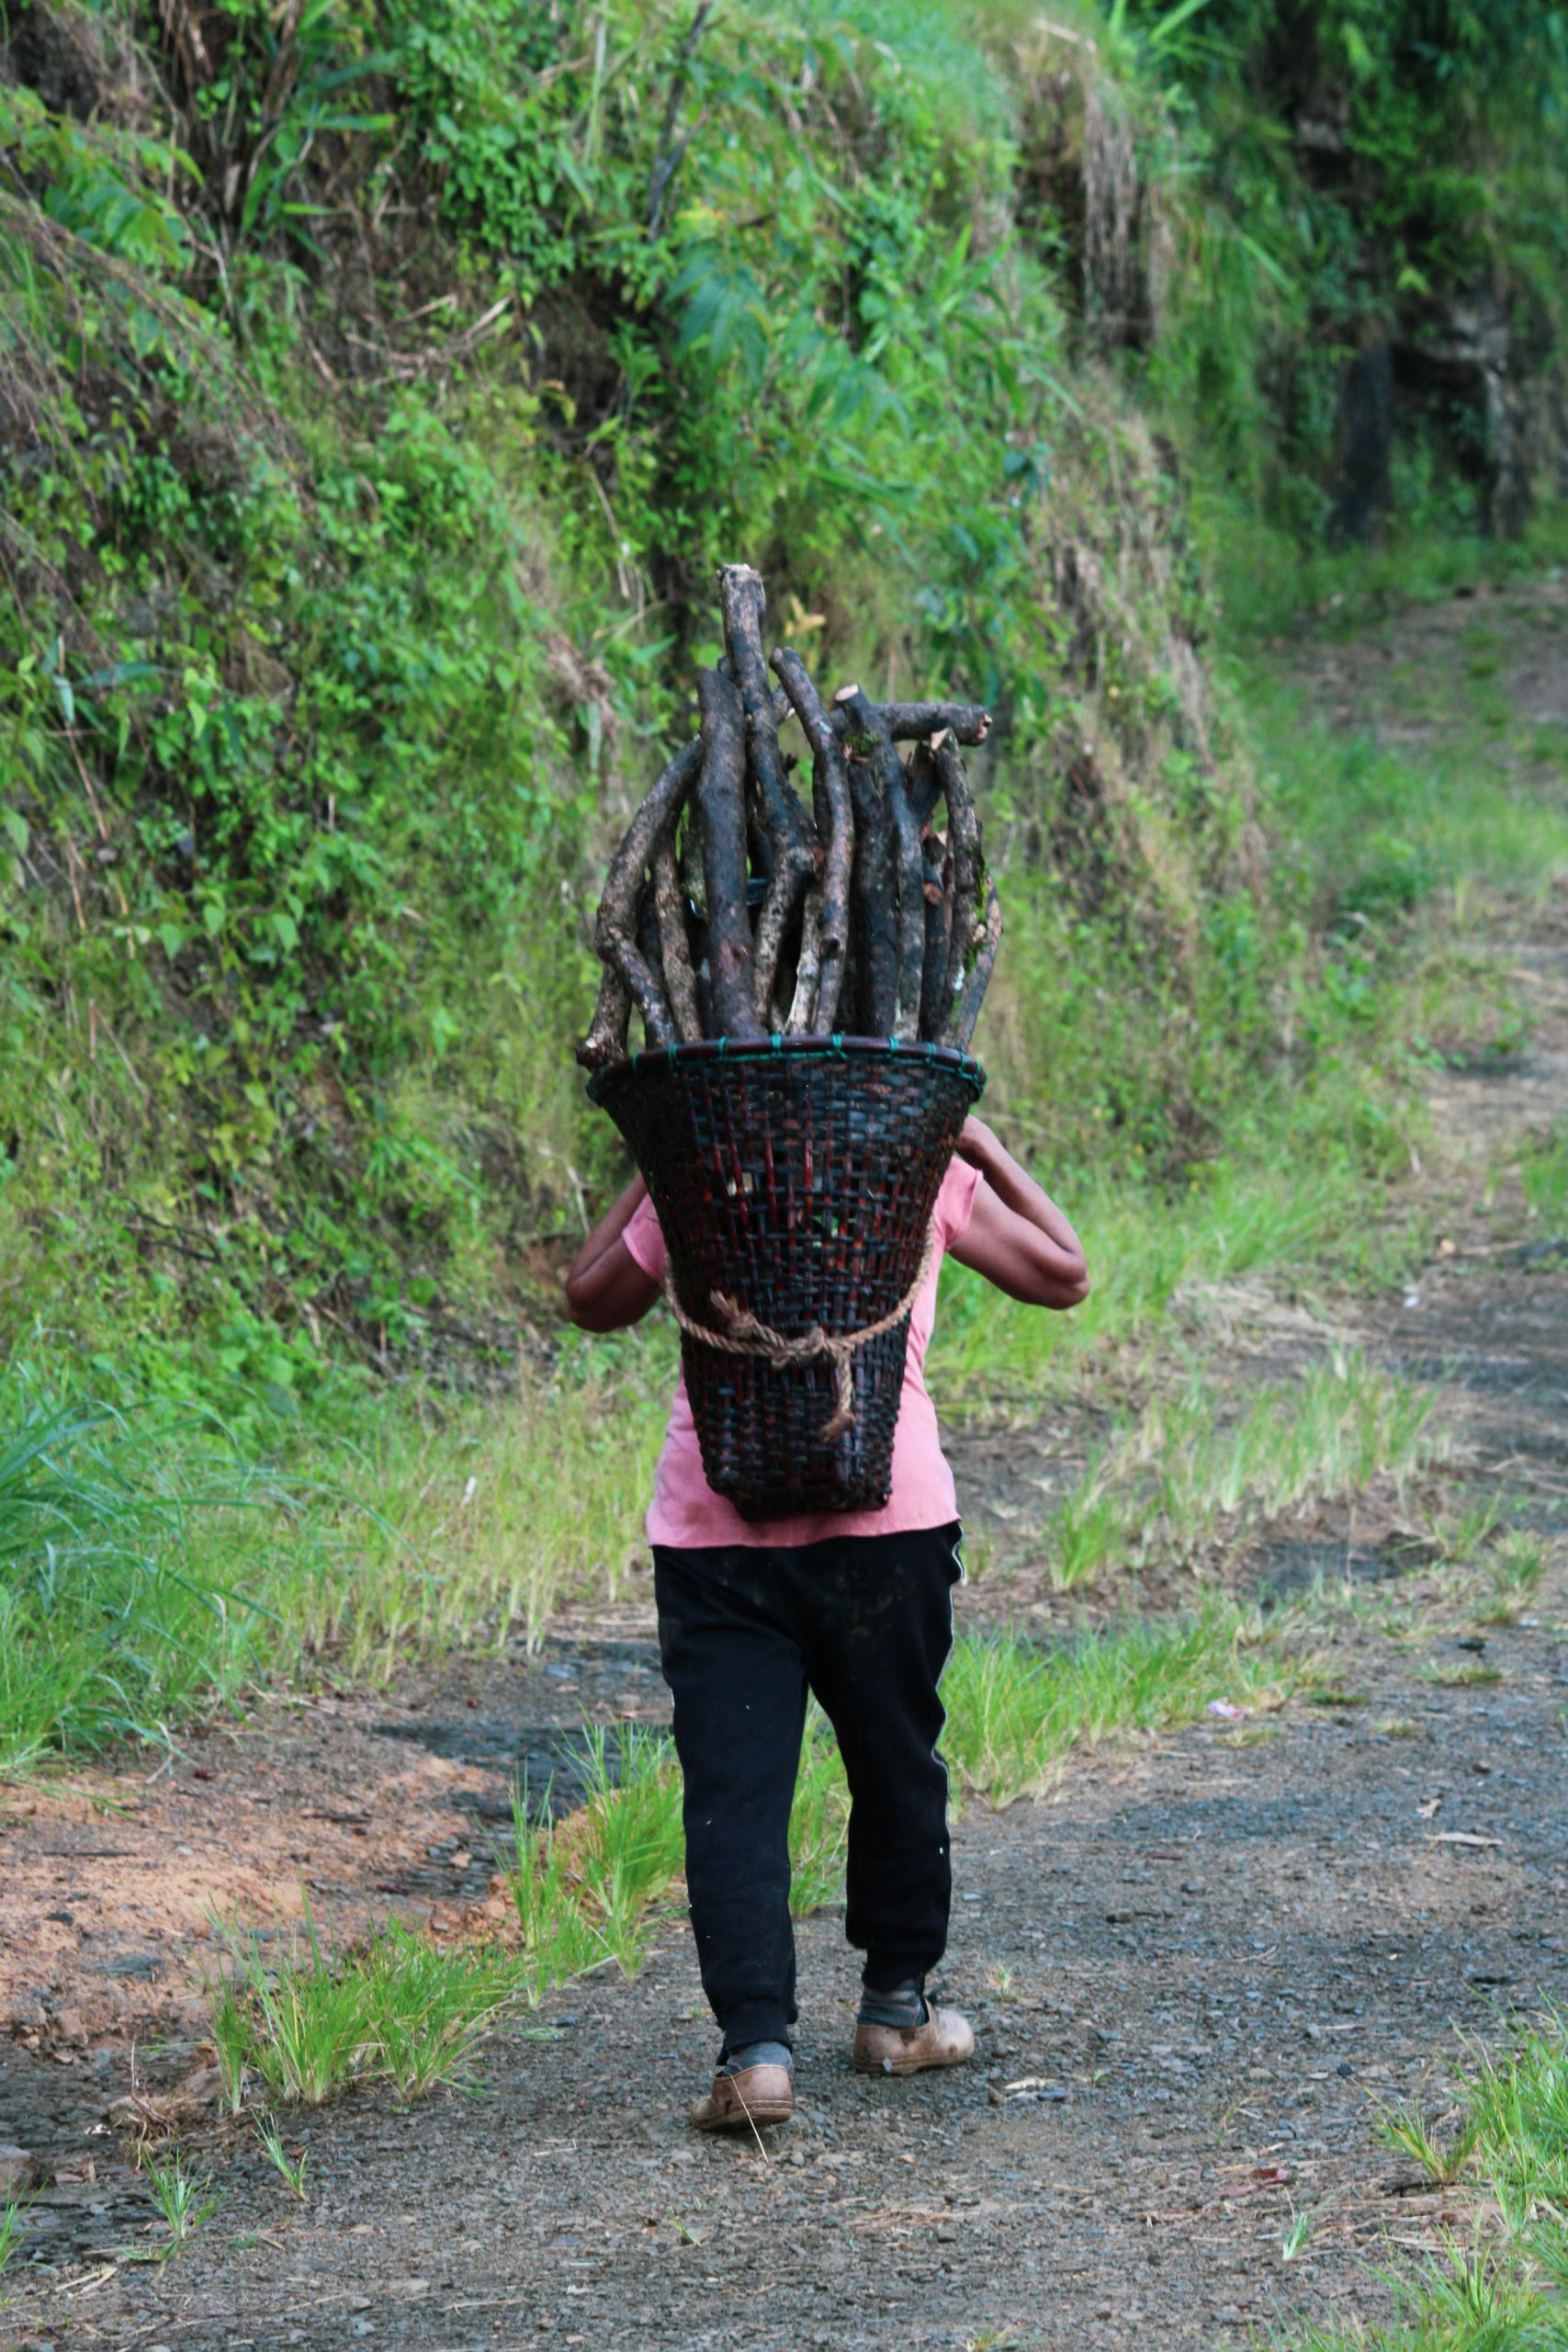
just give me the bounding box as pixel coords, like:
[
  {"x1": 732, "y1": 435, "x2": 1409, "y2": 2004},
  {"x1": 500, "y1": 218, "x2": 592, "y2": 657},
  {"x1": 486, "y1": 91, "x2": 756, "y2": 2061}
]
[{"x1": 1, "y1": 0, "x2": 1562, "y2": 1405}]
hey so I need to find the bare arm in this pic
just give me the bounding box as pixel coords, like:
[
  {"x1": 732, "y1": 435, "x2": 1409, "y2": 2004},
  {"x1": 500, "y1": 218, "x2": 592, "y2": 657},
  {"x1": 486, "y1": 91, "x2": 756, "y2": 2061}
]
[
  {"x1": 563, "y1": 1174, "x2": 662, "y2": 1331},
  {"x1": 947, "y1": 1116, "x2": 1089, "y2": 1308}
]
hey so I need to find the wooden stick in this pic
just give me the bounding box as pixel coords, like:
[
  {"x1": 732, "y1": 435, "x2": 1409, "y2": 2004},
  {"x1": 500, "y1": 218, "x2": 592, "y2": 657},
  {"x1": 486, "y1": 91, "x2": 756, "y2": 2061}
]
[
  {"x1": 716, "y1": 565, "x2": 818, "y2": 1019},
  {"x1": 919, "y1": 831, "x2": 953, "y2": 1042},
  {"x1": 905, "y1": 739, "x2": 943, "y2": 829},
  {"x1": 771, "y1": 645, "x2": 853, "y2": 1034},
  {"x1": 837, "y1": 687, "x2": 923, "y2": 1042},
  {"x1": 845, "y1": 752, "x2": 897, "y2": 1036},
  {"x1": 653, "y1": 838, "x2": 702, "y2": 1044},
  {"x1": 592, "y1": 737, "x2": 701, "y2": 1048},
  {"x1": 635, "y1": 885, "x2": 667, "y2": 1048},
  {"x1": 953, "y1": 872, "x2": 1002, "y2": 1052},
  {"x1": 829, "y1": 698, "x2": 990, "y2": 748},
  {"x1": 931, "y1": 729, "x2": 983, "y2": 1043},
  {"x1": 577, "y1": 963, "x2": 632, "y2": 1070},
  {"x1": 695, "y1": 666, "x2": 765, "y2": 1040},
  {"x1": 784, "y1": 878, "x2": 825, "y2": 1033}
]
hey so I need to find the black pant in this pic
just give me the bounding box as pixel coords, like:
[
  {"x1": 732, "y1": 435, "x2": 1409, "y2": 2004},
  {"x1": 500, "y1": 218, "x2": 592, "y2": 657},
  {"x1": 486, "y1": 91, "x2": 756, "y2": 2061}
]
[{"x1": 653, "y1": 1522, "x2": 962, "y2": 2052}]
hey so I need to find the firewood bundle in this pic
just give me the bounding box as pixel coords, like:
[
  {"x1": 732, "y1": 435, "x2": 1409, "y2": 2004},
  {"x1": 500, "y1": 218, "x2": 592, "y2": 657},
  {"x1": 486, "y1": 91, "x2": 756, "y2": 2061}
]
[{"x1": 576, "y1": 564, "x2": 1000, "y2": 1070}]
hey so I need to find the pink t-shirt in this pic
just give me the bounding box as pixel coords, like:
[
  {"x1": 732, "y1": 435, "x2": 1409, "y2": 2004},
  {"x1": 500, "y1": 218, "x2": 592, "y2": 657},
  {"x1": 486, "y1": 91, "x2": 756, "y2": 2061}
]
[{"x1": 623, "y1": 1158, "x2": 982, "y2": 1549}]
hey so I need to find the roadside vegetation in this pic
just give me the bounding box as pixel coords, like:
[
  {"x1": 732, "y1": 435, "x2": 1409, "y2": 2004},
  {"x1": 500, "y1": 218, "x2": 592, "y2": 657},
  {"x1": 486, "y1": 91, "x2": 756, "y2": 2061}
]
[{"x1": 1287, "y1": 2014, "x2": 1568, "y2": 2352}]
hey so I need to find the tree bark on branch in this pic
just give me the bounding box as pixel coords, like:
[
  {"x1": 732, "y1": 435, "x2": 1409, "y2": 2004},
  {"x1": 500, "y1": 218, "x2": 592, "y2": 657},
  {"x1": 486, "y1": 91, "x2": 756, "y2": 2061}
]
[
  {"x1": 695, "y1": 667, "x2": 765, "y2": 1040},
  {"x1": 592, "y1": 736, "x2": 703, "y2": 1049},
  {"x1": 772, "y1": 644, "x2": 853, "y2": 1034},
  {"x1": 931, "y1": 729, "x2": 983, "y2": 1044},
  {"x1": 716, "y1": 564, "x2": 818, "y2": 1022}
]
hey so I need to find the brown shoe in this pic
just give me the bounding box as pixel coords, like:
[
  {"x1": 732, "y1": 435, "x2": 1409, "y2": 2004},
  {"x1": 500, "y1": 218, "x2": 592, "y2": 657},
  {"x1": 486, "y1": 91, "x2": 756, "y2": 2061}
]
[
  {"x1": 853, "y1": 2006, "x2": 976, "y2": 2077},
  {"x1": 690, "y1": 2064, "x2": 794, "y2": 2134}
]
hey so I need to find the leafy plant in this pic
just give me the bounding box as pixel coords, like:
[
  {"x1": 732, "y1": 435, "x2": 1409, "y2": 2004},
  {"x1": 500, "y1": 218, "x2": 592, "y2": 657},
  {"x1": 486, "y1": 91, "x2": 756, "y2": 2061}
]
[
  {"x1": 256, "y1": 2117, "x2": 309, "y2": 2199},
  {"x1": 0, "y1": 2192, "x2": 28, "y2": 2282},
  {"x1": 1377, "y1": 2097, "x2": 1483, "y2": 2188},
  {"x1": 141, "y1": 2153, "x2": 221, "y2": 2257}
]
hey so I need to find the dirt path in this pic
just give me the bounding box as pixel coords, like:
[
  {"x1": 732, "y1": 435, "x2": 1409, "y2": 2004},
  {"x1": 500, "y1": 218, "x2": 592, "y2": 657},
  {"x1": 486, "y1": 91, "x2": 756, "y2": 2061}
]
[
  {"x1": 6, "y1": 1572, "x2": 1565, "y2": 2351},
  {"x1": 3, "y1": 585, "x2": 1566, "y2": 2351}
]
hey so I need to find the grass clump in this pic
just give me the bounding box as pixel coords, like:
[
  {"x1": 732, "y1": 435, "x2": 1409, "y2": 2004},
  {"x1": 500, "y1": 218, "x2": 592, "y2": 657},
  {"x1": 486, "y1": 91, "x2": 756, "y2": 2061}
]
[
  {"x1": 209, "y1": 1905, "x2": 521, "y2": 2110},
  {"x1": 0, "y1": 2193, "x2": 28, "y2": 2283},
  {"x1": 548, "y1": 1726, "x2": 685, "y2": 1978},
  {"x1": 788, "y1": 1707, "x2": 853, "y2": 1919},
  {"x1": 1519, "y1": 1123, "x2": 1568, "y2": 1237},
  {"x1": 1473, "y1": 1533, "x2": 1554, "y2": 1628},
  {"x1": 255, "y1": 2118, "x2": 308, "y2": 2199},
  {"x1": 503, "y1": 1801, "x2": 624, "y2": 2004},
  {"x1": 285, "y1": 1360, "x2": 671, "y2": 1671},
  {"x1": 977, "y1": 1350, "x2": 1441, "y2": 1596},
  {"x1": 1286, "y1": 2011, "x2": 1568, "y2": 2351},
  {"x1": 0, "y1": 1353, "x2": 671, "y2": 1778},
  {"x1": 0, "y1": 1389, "x2": 291, "y2": 1779},
  {"x1": 504, "y1": 1725, "x2": 687, "y2": 1991},
  {"x1": 1377, "y1": 2098, "x2": 1483, "y2": 2190},
  {"x1": 941, "y1": 1602, "x2": 1297, "y2": 1807},
  {"x1": 141, "y1": 2154, "x2": 221, "y2": 2261}
]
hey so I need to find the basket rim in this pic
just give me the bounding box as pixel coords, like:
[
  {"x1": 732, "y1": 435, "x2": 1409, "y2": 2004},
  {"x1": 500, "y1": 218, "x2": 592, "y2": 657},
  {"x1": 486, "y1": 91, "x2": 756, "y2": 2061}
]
[{"x1": 586, "y1": 1032, "x2": 987, "y2": 1104}]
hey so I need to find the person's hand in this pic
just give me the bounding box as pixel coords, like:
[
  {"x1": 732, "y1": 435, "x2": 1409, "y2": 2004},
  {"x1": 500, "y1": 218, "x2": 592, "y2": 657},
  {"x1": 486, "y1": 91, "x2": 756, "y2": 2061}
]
[{"x1": 954, "y1": 1114, "x2": 1002, "y2": 1171}]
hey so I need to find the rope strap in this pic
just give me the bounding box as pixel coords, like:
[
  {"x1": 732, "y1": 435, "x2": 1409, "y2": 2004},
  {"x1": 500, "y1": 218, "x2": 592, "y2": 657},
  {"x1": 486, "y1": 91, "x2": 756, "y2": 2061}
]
[{"x1": 662, "y1": 1226, "x2": 936, "y2": 1445}]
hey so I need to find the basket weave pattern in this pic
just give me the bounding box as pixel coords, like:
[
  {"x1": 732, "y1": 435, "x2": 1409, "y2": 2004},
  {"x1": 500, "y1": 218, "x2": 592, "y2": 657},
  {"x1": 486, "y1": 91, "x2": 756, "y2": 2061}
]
[{"x1": 588, "y1": 1038, "x2": 984, "y2": 1518}]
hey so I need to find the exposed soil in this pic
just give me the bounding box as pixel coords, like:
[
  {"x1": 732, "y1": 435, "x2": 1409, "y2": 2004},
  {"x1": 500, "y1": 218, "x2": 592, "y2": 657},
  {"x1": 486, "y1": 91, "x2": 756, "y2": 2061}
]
[{"x1": 2, "y1": 586, "x2": 1565, "y2": 2351}]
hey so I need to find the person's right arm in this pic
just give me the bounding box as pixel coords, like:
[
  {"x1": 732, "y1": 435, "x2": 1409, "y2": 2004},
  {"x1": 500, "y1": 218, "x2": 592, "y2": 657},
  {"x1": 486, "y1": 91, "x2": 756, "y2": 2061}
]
[
  {"x1": 563, "y1": 1175, "x2": 661, "y2": 1331},
  {"x1": 947, "y1": 1117, "x2": 1089, "y2": 1307}
]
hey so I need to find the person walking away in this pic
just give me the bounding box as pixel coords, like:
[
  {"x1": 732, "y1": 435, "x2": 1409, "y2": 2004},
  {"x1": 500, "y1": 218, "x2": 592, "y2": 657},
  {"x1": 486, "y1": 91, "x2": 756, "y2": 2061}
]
[{"x1": 564, "y1": 1114, "x2": 1088, "y2": 2132}]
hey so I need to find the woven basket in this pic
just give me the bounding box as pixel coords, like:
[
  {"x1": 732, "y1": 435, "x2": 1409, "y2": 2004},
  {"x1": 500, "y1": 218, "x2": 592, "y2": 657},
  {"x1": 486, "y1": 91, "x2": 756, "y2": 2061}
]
[{"x1": 587, "y1": 1036, "x2": 985, "y2": 1519}]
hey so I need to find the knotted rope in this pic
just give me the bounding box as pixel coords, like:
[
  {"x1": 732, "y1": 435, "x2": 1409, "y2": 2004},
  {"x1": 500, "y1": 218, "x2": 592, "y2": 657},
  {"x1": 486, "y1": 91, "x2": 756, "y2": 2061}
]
[{"x1": 662, "y1": 1225, "x2": 937, "y2": 1444}]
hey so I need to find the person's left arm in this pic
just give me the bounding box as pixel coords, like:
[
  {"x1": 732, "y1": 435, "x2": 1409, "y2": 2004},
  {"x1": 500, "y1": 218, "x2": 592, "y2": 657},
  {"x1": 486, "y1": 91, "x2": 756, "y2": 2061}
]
[{"x1": 947, "y1": 1116, "x2": 1089, "y2": 1307}]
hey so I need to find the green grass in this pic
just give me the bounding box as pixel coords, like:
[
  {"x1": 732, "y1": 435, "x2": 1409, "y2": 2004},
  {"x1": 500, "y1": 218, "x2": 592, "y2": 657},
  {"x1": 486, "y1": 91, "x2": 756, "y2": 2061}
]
[
  {"x1": 969, "y1": 1350, "x2": 1441, "y2": 1594},
  {"x1": 787, "y1": 1705, "x2": 854, "y2": 1919},
  {"x1": 277, "y1": 1354, "x2": 671, "y2": 1672},
  {"x1": 209, "y1": 1904, "x2": 523, "y2": 2110},
  {"x1": 503, "y1": 1796, "x2": 626, "y2": 2003},
  {"x1": 1245, "y1": 652, "x2": 1568, "y2": 918},
  {"x1": 1209, "y1": 507, "x2": 1568, "y2": 650},
  {"x1": 255, "y1": 2118, "x2": 308, "y2": 2199},
  {"x1": 1377, "y1": 2098, "x2": 1483, "y2": 2189},
  {"x1": 931, "y1": 1156, "x2": 1430, "y2": 1416},
  {"x1": 141, "y1": 2154, "x2": 220, "y2": 2261},
  {"x1": 1473, "y1": 1533, "x2": 1554, "y2": 1627},
  {"x1": 545, "y1": 1725, "x2": 686, "y2": 1977},
  {"x1": 0, "y1": 1390, "x2": 295, "y2": 1778},
  {"x1": 942, "y1": 1600, "x2": 1299, "y2": 1807},
  {"x1": 1520, "y1": 1123, "x2": 1568, "y2": 1237},
  {"x1": 0, "y1": 1352, "x2": 670, "y2": 1777},
  {"x1": 0, "y1": 2193, "x2": 27, "y2": 2284},
  {"x1": 1283, "y1": 2011, "x2": 1568, "y2": 2350}
]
